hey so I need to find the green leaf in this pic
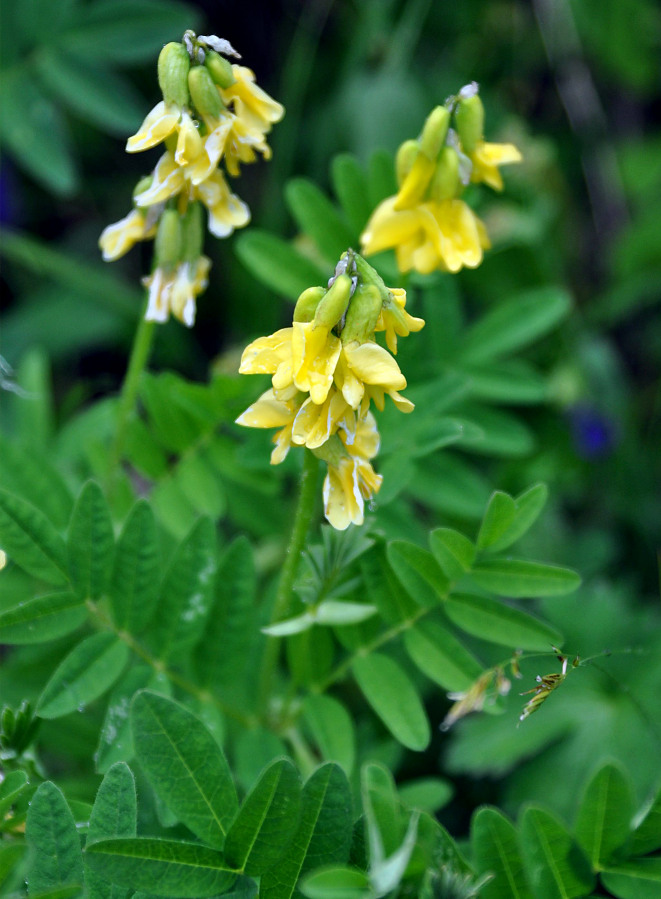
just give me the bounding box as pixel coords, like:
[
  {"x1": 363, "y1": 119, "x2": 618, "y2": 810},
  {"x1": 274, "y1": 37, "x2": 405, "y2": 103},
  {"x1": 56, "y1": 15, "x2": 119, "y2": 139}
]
[
  {"x1": 519, "y1": 806, "x2": 594, "y2": 899},
  {"x1": 224, "y1": 758, "x2": 301, "y2": 875},
  {"x1": 0, "y1": 488, "x2": 68, "y2": 585},
  {"x1": 148, "y1": 517, "x2": 217, "y2": 661},
  {"x1": 0, "y1": 843, "x2": 25, "y2": 887},
  {"x1": 0, "y1": 591, "x2": 86, "y2": 644},
  {"x1": 367, "y1": 149, "x2": 397, "y2": 208},
  {"x1": 361, "y1": 545, "x2": 419, "y2": 625},
  {"x1": 487, "y1": 484, "x2": 549, "y2": 553},
  {"x1": 131, "y1": 691, "x2": 238, "y2": 848},
  {"x1": 86, "y1": 763, "x2": 137, "y2": 899},
  {"x1": 0, "y1": 435, "x2": 72, "y2": 529},
  {"x1": 108, "y1": 500, "x2": 160, "y2": 633},
  {"x1": 601, "y1": 859, "x2": 661, "y2": 899},
  {"x1": 404, "y1": 620, "x2": 483, "y2": 691},
  {"x1": 331, "y1": 153, "x2": 372, "y2": 235},
  {"x1": 303, "y1": 694, "x2": 356, "y2": 775},
  {"x1": 37, "y1": 632, "x2": 129, "y2": 719},
  {"x1": 386, "y1": 540, "x2": 449, "y2": 608},
  {"x1": 235, "y1": 230, "x2": 327, "y2": 301},
  {"x1": 67, "y1": 481, "x2": 114, "y2": 600},
  {"x1": 95, "y1": 666, "x2": 169, "y2": 774},
  {"x1": 84, "y1": 838, "x2": 235, "y2": 897},
  {"x1": 59, "y1": 0, "x2": 202, "y2": 64},
  {"x1": 174, "y1": 452, "x2": 226, "y2": 518},
  {"x1": 260, "y1": 763, "x2": 353, "y2": 899},
  {"x1": 12, "y1": 347, "x2": 55, "y2": 449},
  {"x1": 429, "y1": 528, "x2": 476, "y2": 580},
  {"x1": 574, "y1": 762, "x2": 635, "y2": 867},
  {"x1": 471, "y1": 807, "x2": 532, "y2": 899},
  {"x1": 0, "y1": 69, "x2": 77, "y2": 194},
  {"x1": 454, "y1": 406, "x2": 535, "y2": 458},
  {"x1": 352, "y1": 653, "x2": 430, "y2": 751},
  {"x1": 0, "y1": 770, "x2": 29, "y2": 817},
  {"x1": 26, "y1": 782, "x2": 83, "y2": 893},
  {"x1": 471, "y1": 559, "x2": 581, "y2": 597},
  {"x1": 477, "y1": 492, "x2": 517, "y2": 551},
  {"x1": 194, "y1": 537, "x2": 256, "y2": 691},
  {"x1": 285, "y1": 178, "x2": 355, "y2": 263},
  {"x1": 444, "y1": 593, "x2": 563, "y2": 651},
  {"x1": 457, "y1": 287, "x2": 571, "y2": 364},
  {"x1": 35, "y1": 48, "x2": 145, "y2": 134},
  {"x1": 461, "y1": 359, "x2": 547, "y2": 404},
  {"x1": 398, "y1": 778, "x2": 453, "y2": 814},
  {"x1": 361, "y1": 762, "x2": 402, "y2": 859},
  {"x1": 300, "y1": 866, "x2": 372, "y2": 899},
  {"x1": 630, "y1": 783, "x2": 661, "y2": 855}
]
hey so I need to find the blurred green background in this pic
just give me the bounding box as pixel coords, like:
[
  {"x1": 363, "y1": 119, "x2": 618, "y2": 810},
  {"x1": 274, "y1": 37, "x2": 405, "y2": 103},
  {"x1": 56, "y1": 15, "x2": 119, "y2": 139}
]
[{"x1": 1, "y1": 0, "x2": 660, "y2": 830}]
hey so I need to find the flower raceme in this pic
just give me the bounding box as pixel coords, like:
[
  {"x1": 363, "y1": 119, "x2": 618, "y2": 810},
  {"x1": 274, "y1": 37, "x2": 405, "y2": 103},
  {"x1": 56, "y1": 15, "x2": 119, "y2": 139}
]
[
  {"x1": 98, "y1": 32, "x2": 283, "y2": 326},
  {"x1": 360, "y1": 83, "x2": 521, "y2": 275},
  {"x1": 236, "y1": 253, "x2": 424, "y2": 530}
]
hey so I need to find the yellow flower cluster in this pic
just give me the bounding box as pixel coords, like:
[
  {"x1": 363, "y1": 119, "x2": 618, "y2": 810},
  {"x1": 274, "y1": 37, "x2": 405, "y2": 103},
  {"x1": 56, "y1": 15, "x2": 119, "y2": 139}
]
[
  {"x1": 99, "y1": 32, "x2": 283, "y2": 326},
  {"x1": 237, "y1": 252, "x2": 424, "y2": 530},
  {"x1": 360, "y1": 83, "x2": 521, "y2": 275}
]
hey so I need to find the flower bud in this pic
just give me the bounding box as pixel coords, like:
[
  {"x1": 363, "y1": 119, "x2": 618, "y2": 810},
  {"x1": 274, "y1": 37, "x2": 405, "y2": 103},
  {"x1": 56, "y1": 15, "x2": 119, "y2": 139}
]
[
  {"x1": 294, "y1": 285, "x2": 325, "y2": 322},
  {"x1": 181, "y1": 202, "x2": 204, "y2": 263},
  {"x1": 158, "y1": 42, "x2": 191, "y2": 108},
  {"x1": 154, "y1": 209, "x2": 182, "y2": 270},
  {"x1": 430, "y1": 146, "x2": 460, "y2": 201},
  {"x1": 420, "y1": 105, "x2": 450, "y2": 159},
  {"x1": 396, "y1": 139, "x2": 419, "y2": 186},
  {"x1": 188, "y1": 64, "x2": 223, "y2": 120},
  {"x1": 455, "y1": 90, "x2": 484, "y2": 154},
  {"x1": 341, "y1": 282, "x2": 382, "y2": 343},
  {"x1": 132, "y1": 175, "x2": 153, "y2": 202},
  {"x1": 204, "y1": 50, "x2": 236, "y2": 88},
  {"x1": 314, "y1": 273, "x2": 352, "y2": 330}
]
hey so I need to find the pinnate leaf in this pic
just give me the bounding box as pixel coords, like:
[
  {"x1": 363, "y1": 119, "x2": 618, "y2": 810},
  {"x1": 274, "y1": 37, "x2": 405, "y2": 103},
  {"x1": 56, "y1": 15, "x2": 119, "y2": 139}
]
[
  {"x1": 67, "y1": 481, "x2": 114, "y2": 600},
  {"x1": 471, "y1": 559, "x2": 581, "y2": 597},
  {"x1": 26, "y1": 782, "x2": 83, "y2": 893},
  {"x1": 0, "y1": 591, "x2": 86, "y2": 644},
  {"x1": 0, "y1": 488, "x2": 68, "y2": 585}
]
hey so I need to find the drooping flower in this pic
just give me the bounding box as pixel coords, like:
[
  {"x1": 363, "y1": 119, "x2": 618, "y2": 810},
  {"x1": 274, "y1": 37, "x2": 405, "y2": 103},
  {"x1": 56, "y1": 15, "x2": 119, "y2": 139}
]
[
  {"x1": 320, "y1": 413, "x2": 383, "y2": 531},
  {"x1": 360, "y1": 85, "x2": 520, "y2": 275},
  {"x1": 99, "y1": 208, "x2": 159, "y2": 262},
  {"x1": 375, "y1": 287, "x2": 425, "y2": 354}
]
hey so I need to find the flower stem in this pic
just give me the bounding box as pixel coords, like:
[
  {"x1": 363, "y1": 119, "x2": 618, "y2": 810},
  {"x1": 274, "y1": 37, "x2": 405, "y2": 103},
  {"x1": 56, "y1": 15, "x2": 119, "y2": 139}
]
[
  {"x1": 258, "y1": 449, "x2": 319, "y2": 715},
  {"x1": 109, "y1": 308, "x2": 155, "y2": 485}
]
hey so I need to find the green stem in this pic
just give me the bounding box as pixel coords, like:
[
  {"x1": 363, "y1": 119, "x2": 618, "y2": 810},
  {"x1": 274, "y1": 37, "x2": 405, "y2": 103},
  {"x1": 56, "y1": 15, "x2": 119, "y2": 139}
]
[
  {"x1": 258, "y1": 450, "x2": 319, "y2": 715},
  {"x1": 109, "y1": 308, "x2": 155, "y2": 484}
]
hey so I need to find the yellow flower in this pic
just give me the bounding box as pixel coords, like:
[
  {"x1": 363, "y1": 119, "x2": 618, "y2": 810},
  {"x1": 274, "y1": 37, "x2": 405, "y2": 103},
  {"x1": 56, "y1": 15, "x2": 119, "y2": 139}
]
[
  {"x1": 126, "y1": 100, "x2": 182, "y2": 153},
  {"x1": 143, "y1": 256, "x2": 210, "y2": 327},
  {"x1": 321, "y1": 413, "x2": 383, "y2": 530},
  {"x1": 220, "y1": 65, "x2": 284, "y2": 135},
  {"x1": 291, "y1": 321, "x2": 342, "y2": 405},
  {"x1": 98, "y1": 208, "x2": 158, "y2": 261},
  {"x1": 291, "y1": 389, "x2": 353, "y2": 449},
  {"x1": 133, "y1": 152, "x2": 185, "y2": 207},
  {"x1": 375, "y1": 287, "x2": 425, "y2": 355},
  {"x1": 361, "y1": 196, "x2": 489, "y2": 275},
  {"x1": 336, "y1": 340, "x2": 409, "y2": 410},
  {"x1": 469, "y1": 140, "x2": 522, "y2": 191},
  {"x1": 235, "y1": 388, "x2": 300, "y2": 464},
  {"x1": 239, "y1": 327, "x2": 293, "y2": 387},
  {"x1": 184, "y1": 112, "x2": 235, "y2": 184}
]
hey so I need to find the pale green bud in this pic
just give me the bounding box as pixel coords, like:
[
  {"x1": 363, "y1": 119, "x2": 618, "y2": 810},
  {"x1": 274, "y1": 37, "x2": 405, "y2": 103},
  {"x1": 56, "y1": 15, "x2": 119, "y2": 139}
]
[
  {"x1": 154, "y1": 209, "x2": 182, "y2": 270},
  {"x1": 430, "y1": 146, "x2": 460, "y2": 201},
  {"x1": 314, "y1": 273, "x2": 352, "y2": 330},
  {"x1": 455, "y1": 87, "x2": 484, "y2": 154},
  {"x1": 353, "y1": 253, "x2": 389, "y2": 303},
  {"x1": 158, "y1": 42, "x2": 190, "y2": 108},
  {"x1": 293, "y1": 286, "x2": 326, "y2": 322},
  {"x1": 181, "y1": 202, "x2": 204, "y2": 263},
  {"x1": 311, "y1": 433, "x2": 346, "y2": 467},
  {"x1": 188, "y1": 65, "x2": 223, "y2": 120},
  {"x1": 204, "y1": 50, "x2": 236, "y2": 88},
  {"x1": 396, "y1": 140, "x2": 420, "y2": 186},
  {"x1": 341, "y1": 283, "x2": 382, "y2": 343},
  {"x1": 420, "y1": 106, "x2": 450, "y2": 159}
]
